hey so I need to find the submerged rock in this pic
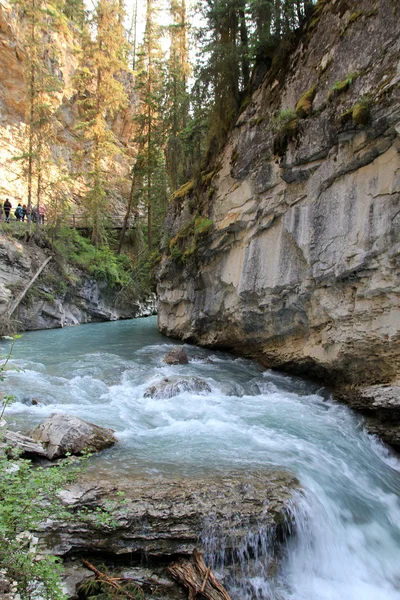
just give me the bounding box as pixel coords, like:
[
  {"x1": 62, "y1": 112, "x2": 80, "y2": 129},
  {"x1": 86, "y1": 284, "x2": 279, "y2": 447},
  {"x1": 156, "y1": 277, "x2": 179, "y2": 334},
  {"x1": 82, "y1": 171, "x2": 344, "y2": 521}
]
[
  {"x1": 164, "y1": 347, "x2": 189, "y2": 365},
  {"x1": 31, "y1": 413, "x2": 116, "y2": 460},
  {"x1": 41, "y1": 470, "x2": 298, "y2": 558},
  {"x1": 144, "y1": 376, "x2": 211, "y2": 399}
]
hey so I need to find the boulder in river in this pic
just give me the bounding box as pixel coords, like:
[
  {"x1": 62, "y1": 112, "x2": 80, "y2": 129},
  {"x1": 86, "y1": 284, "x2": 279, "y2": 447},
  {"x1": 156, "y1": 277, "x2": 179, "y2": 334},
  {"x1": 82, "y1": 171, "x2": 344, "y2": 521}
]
[
  {"x1": 31, "y1": 413, "x2": 116, "y2": 460},
  {"x1": 144, "y1": 376, "x2": 211, "y2": 399},
  {"x1": 164, "y1": 347, "x2": 189, "y2": 365}
]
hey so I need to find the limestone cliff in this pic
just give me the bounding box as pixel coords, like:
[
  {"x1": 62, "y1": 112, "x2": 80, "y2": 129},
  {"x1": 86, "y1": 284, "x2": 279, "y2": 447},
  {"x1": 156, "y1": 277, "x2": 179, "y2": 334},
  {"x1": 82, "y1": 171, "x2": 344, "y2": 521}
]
[
  {"x1": 0, "y1": 0, "x2": 135, "y2": 205},
  {"x1": 157, "y1": 0, "x2": 400, "y2": 389}
]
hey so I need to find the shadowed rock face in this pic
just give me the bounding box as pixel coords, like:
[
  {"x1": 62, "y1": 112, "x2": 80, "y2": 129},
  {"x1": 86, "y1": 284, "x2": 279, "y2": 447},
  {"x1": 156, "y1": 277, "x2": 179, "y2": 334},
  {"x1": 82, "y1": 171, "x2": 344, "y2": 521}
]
[
  {"x1": 41, "y1": 471, "x2": 299, "y2": 558},
  {"x1": 157, "y1": 0, "x2": 400, "y2": 392}
]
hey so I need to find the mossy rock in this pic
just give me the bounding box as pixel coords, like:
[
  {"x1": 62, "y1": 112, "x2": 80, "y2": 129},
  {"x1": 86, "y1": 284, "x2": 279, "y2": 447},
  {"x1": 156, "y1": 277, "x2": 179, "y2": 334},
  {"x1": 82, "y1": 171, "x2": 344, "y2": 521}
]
[
  {"x1": 352, "y1": 103, "x2": 370, "y2": 126},
  {"x1": 296, "y1": 85, "x2": 317, "y2": 119},
  {"x1": 328, "y1": 74, "x2": 356, "y2": 102},
  {"x1": 170, "y1": 180, "x2": 194, "y2": 202},
  {"x1": 231, "y1": 149, "x2": 239, "y2": 164}
]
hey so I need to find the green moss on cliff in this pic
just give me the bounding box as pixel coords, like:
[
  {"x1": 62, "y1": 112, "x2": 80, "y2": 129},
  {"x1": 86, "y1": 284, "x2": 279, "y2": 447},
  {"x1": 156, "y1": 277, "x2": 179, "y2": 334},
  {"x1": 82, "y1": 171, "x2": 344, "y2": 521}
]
[
  {"x1": 170, "y1": 180, "x2": 194, "y2": 202},
  {"x1": 272, "y1": 109, "x2": 298, "y2": 156},
  {"x1": 296, "y1": 85, "x2": 317, "y2": 118},
  {"x1": 328, "y1": 73, "x2": 357, "y2": 101},
  {"x1": 168, "y1": 215, "x2": 214, "y2": 264}
]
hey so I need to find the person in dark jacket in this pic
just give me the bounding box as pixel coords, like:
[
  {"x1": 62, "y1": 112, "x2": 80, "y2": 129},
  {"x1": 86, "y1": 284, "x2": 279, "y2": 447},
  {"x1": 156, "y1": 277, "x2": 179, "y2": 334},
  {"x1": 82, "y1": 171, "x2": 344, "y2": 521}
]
[
  {"x1": 15, "y1": 204, "x2": 23, "y2": 221},
  {"x1": 4, "y1": 199, "x2": 11, "y2": 222}
]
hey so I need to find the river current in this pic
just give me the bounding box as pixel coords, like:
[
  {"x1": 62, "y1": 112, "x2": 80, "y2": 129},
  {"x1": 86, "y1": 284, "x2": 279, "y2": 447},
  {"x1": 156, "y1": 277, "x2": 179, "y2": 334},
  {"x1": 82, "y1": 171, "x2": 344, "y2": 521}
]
[{"x1": 2, "y1": 316, "x2": 400, "y2": 600}]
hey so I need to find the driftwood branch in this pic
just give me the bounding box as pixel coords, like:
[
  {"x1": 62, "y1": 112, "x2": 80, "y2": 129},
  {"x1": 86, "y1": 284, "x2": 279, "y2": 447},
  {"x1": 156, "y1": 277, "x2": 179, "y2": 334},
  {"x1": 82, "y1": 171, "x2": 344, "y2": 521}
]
[
  {"x1": 8, "y1": 255, "x2": 52, "y2": 317},
  {"x1": 168, "y1": 549, "x2": 232, "y2": 600},
  {"x1": 82, "y1": 559, "x2": 139, "y2": 600}
]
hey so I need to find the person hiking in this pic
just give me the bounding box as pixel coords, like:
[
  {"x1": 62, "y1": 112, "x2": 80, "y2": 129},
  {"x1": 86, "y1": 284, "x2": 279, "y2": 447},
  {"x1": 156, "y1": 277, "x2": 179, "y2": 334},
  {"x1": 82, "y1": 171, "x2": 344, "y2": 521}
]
[
  {"x1": 0, "y1": 203, "x2": 3, "y2": 222},
  {"x1": 22, "y1": 204, "x2": 27, "y2": 222},
  {"x1": 4, "y1": 199, "x2": 11, "y2": 223},
  {"x1": 38, "y1": 204, "x2": 45, "y2": 225},
  {"x1": 15, "y1": 203, "x2": 23, "y2": 221}
]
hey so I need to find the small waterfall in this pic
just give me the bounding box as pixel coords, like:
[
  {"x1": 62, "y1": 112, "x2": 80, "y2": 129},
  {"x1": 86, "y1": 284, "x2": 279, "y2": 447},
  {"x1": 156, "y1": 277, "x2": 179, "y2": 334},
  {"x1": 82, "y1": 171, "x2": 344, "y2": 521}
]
[{"x1": 201, "y1": 514, "x2": 291, "y2": 600}]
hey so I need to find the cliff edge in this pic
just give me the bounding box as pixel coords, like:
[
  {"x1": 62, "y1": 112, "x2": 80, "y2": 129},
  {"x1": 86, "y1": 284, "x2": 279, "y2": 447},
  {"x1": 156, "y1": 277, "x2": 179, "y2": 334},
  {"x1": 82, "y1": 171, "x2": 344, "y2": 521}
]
[{"x1": 157, "y1": 0, "x2": 400, "y2": 391}]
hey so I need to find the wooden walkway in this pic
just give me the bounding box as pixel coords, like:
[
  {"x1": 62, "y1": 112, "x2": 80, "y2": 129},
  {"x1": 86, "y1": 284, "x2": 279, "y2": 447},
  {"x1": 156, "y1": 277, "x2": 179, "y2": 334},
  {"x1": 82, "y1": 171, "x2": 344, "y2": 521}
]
[{"x1": 70, "y1": 213, "x2": 140, "y2": 231}]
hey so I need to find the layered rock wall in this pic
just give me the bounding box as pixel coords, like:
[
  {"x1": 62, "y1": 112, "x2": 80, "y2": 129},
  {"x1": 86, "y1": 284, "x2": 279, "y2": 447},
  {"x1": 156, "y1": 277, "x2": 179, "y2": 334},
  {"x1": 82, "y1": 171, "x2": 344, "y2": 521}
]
[
  {"x1": 157, "y1": 0, "x2": 400, "y2": 386},
  {"x1": 0, "y1": 234, "x2": 155, "y2": 331}
]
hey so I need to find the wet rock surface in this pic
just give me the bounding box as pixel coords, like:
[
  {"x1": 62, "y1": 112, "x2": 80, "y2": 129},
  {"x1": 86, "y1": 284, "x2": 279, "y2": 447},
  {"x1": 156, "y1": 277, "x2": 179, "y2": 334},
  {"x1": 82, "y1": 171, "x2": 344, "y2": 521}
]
[
  {"x1": 31, "y1": 413, "x2": 116, "y2": 460},
  {"x1": 337, "y1": 385, "x2": 400, "y2": 450},
  {"x1": 164, "y1": 347, "x2": 189, "y2": 365},
  {"x1": 144, "y1": 376, "x2": 212, "y2": 399},
  {"x1": 41, "y1": 470, "x2": 298, "y2": 558}
]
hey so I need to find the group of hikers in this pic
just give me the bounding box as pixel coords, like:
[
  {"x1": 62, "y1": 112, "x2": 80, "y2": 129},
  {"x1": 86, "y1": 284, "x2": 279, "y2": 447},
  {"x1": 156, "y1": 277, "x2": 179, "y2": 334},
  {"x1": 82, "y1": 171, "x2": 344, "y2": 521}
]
[{"x1": 0, "y1": 199, "x2": 45, "y2": 224}]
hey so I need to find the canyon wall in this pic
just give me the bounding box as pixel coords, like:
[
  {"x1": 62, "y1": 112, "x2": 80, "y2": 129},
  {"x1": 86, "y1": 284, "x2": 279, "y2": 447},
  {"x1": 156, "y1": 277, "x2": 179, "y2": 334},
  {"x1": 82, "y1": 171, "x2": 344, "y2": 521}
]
[{"x1": 157, "y1": 0, "x2": 400, "y2": 387}]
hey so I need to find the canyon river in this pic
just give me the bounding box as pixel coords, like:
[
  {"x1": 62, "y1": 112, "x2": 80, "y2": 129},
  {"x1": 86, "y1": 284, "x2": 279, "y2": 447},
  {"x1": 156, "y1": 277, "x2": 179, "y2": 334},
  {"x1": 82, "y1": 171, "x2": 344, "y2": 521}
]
[{"x1": 2, "y1": 316, "x2": 400, "y2": 600}]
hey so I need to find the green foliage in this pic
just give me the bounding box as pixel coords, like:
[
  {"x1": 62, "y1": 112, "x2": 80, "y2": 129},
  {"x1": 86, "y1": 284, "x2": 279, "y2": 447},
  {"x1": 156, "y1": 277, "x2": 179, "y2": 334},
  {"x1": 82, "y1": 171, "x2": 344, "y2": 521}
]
[
  {"x1": 328, "y1": 73, "x2": 357, "y2": 101},
  {"x1": 271, "y1": 109, "x2": 298, "y2": 156},
  {"x1": 51, "y1": 228, "x2": 132, "y2": 287},
  {"x1": 193, "y1": 216, "x2": 213, "y2": 237},
  {"x1": 0, "y1": 338, "x2": 74, "y2": 599},
  {"x1": 0, "y1": 453, "x2": 77, "y2": 599},
  {"x1": 168, "y1": 214, "x2": 213, "y2": 263},
  {"x1": 170, "y1": 180, "x2": 194, "y2": 202},
  {"x1": 271, "y1": 109, "x2": 297, "y2": 132}
]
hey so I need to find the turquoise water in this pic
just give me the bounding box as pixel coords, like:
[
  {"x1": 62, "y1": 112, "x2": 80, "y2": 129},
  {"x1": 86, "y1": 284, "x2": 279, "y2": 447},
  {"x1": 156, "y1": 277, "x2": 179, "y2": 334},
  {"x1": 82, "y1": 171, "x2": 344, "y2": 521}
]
[{"x1": 2, "y1": 317, "x2": 400, "y2": 600}]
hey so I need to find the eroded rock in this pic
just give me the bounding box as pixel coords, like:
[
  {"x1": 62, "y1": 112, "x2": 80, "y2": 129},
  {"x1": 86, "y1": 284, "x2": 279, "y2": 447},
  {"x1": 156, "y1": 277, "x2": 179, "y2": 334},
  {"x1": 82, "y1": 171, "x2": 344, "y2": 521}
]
[
  {"x1": 31, "y1": 413, "x2": 116, "y2": 460},
  {"x1": 337, "y1": 385, "x2": 400, "y2": 450},
  {"x1": 164, "y1": 347, "x2": 189, "y2": 365},
  {"x1": 41, "y1": 470, "x2": 299, "y2": 558},
  {"x1": 144, "y1": 376, "x2": 211, "y2": 399},
  {"x1": 0, "y1": 430, "x2": 48, "y2": 458}
]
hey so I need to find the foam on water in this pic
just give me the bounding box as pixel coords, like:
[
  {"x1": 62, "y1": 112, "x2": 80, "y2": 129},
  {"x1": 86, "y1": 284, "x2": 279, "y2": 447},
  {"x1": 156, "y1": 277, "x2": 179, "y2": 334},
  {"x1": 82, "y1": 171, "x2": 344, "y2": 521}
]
[{"x1": 2, "y1": 317, "x2": 400, "y2": 599}]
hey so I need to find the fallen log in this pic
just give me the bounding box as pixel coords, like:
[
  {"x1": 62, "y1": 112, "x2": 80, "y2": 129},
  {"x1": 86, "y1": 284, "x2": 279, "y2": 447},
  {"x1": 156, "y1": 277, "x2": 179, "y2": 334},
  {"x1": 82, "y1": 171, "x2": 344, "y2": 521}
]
[
  {"x1": 168, "y1": 549, "x2": 232, "y2": 600},
  {"x1": 8, "y1": 255, "x2": 52, "y2": 317}
]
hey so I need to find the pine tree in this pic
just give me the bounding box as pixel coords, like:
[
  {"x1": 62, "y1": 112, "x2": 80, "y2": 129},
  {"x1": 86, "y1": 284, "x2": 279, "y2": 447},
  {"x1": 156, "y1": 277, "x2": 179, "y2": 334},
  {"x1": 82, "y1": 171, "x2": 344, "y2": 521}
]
[
  {"x1": 164, "y1": 0, "x2": 190, "y2": 192},
  {"x1": 74, "y1": 0, "x2": 130, "y2": 246},
  {"x1": 12, "y1": 0, "x2": 64, "y2": 233},
  {"x1": 133, "y1": 0, "x2": 166, "y2": 251}
]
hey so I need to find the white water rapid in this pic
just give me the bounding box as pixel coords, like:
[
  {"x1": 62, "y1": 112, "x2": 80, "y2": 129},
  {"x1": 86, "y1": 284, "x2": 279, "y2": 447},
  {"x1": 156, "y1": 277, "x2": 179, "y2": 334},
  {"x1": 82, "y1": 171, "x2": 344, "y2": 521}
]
[{"x1": 3, "y1": 317, "x2": 400, "y2": 600}]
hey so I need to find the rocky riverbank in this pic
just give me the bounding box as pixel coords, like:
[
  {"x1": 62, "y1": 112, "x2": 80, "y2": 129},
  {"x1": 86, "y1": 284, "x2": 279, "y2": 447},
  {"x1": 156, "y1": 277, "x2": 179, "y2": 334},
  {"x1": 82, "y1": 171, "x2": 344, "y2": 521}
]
[
  {"x1": 44, "y1": 470, "x2": 299, "y2": 599},
  {"x1": 0, "y1": 233, "x2": 156, "y2": 332}
]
